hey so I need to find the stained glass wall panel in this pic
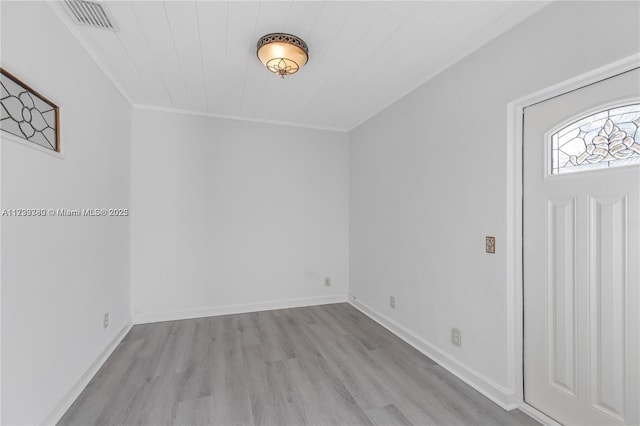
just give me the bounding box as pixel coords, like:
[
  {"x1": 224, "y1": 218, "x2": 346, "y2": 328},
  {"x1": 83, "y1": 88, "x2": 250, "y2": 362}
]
[{"x1": 1, "y1": 68, "x2": 59, "y2": 152}]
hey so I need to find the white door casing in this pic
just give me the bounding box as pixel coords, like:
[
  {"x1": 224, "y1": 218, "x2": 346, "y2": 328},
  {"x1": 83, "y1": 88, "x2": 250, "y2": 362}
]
[{"x1": 523, "y1": 68, "x2": 640, "y2": 425}]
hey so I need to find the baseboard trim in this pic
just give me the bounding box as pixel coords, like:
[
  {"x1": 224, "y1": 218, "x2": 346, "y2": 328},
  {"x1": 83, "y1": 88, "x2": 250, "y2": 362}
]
[
  {"x1": 349, "y1": 297, "x2": 516, "y2": 411},
  {"x1": 39, "y1": 321, "x2": 133, "y2": 425},
  {"x1": 133, "y1": 293, "x2": 349, "y2": 324}
]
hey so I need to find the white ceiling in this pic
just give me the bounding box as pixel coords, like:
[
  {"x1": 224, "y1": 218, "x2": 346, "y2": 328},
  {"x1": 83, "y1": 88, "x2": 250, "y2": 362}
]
[{"x1": 50, "y1": 1, "x2": 549, "y2": 131}]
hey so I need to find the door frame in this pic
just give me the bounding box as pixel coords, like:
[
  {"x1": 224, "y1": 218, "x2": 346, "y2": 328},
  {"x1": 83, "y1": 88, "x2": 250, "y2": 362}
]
[{"x1": 505, "y1": 53, "x2": 640, "y2": 422}]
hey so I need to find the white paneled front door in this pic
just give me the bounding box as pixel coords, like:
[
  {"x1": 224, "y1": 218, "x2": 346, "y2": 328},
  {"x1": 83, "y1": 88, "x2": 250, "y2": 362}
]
[{"x1": 523, "y1": 68, "x2": 640, "y2": 425}]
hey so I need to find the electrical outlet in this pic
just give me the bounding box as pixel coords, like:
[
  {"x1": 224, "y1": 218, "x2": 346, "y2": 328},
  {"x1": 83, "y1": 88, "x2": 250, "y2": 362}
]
[
  {"x1": 324, "y1": 277, "x2": 331, "y2": 287},
  {"x1": 451, "y1": 328, "x2": 461, "y2": 347},
  {"x1": 390, "y1": 296, "x2": 395, "y2": 309},
  {"x1": 103, "y1": 312, "x2": 109, "y2": 329},
  {"x1": 486, "y1": 236, "x2": 496, "y2": 254}
]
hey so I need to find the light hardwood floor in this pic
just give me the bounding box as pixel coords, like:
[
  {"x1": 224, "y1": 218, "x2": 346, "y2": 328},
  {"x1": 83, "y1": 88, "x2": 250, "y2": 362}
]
[{"x1": 59, "y1": 303, "x2": 538, "y2": 426}]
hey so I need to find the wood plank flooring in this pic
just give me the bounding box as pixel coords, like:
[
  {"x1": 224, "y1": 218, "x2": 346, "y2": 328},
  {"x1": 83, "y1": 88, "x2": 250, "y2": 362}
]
[{"x1": 59, "y1": 303, "x2": 539, "y2": 426}]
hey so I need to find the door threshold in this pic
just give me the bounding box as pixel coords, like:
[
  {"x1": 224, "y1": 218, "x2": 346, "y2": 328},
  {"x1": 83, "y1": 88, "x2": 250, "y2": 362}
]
[{"x1": 519, "y1": 402, "x2": 562, "y2": 426}]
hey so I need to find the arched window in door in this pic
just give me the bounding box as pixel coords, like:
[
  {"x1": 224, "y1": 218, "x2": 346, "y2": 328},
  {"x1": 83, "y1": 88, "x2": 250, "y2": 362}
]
[{"x1": 551, "y1": 104, "x2": 640, "y2": 174}]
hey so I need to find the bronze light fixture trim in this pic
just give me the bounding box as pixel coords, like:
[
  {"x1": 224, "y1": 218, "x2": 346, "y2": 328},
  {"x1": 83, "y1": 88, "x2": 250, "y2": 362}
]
[{"x1": 257, "y1": 33, "x2": 309, "y2": 78}]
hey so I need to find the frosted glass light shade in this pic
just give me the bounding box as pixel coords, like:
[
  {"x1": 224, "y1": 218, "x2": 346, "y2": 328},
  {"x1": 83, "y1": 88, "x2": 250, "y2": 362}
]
[{"x1": 257, "y1": 33, "x2": 308, "y2": 78}]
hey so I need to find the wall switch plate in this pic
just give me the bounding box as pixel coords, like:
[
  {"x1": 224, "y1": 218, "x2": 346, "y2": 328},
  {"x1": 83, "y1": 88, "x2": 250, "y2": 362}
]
[
  {"x1": 103, "y1": 312, "x2": 109, "y2": 329},
  {"x1": 452, "y1": 328, "x2": 461, "y2": 347},
  {"x1": 486, "y1": 236, "x2": 496, "y2": 254},
  {"x1": 390, "y1": 296, "x2": 395, "y2": 309},
  {"x1": 324, "y1": 277, "x2": 331, "y2": 287}
]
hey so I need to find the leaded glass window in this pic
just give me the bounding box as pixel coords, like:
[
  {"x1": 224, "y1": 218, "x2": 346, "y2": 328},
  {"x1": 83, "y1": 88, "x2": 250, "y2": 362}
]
[
  {"x1": 551, "y1": 104, "x2": 640, "y2": 174},
  {"x1": 0, "y1": 68, "x2": 59, "y2": 152}
]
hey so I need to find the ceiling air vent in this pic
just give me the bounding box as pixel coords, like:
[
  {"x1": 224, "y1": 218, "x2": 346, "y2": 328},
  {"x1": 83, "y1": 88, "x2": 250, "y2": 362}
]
[{"x1": 63, "y1": 0, "x2": 119, "y2": 31}]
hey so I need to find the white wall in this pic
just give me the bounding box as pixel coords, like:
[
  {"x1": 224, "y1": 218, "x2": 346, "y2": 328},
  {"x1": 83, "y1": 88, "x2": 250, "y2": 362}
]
[
  {"x1": 349, "y1": 0, "x2": 640, "y2": 404},
  {"x1": 131, "y1": 109, "x2": 349, "y2": 321},
  {"x1": 1, "y1": 2, "x2": 132, "y2": 424}
]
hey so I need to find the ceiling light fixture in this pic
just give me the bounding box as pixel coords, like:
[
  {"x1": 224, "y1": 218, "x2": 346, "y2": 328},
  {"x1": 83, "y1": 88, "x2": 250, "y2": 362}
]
[{"x1": 256, "y1": 33, "x2": 308, "y2": 78}]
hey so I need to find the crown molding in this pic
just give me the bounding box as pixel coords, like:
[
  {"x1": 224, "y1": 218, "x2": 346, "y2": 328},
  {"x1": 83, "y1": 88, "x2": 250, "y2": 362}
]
[{"x1": 133, "y1": 104, "x2": 348, "y2": 133}]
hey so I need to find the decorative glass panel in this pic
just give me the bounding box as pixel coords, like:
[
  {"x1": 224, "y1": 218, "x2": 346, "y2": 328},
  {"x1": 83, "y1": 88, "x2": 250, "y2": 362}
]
[
  {"x1": 551, "y1": 104, "x2": 640, "y2": 174},
  {"x1": 0, "y1": 68, "x2": 59, "y2": 152}
]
